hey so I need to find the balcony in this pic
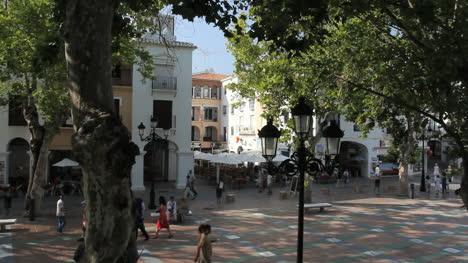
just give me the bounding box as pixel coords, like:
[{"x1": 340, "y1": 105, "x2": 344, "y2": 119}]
[
  {"x1": 111, "y1": 66, "x2": 132, "y2": 86},
  {"x1": 239, "y1": 125, "x2": 256, "y2": 135},
  {"x1": 152, "y1": 76, "x2": 177, "y2": 91}
]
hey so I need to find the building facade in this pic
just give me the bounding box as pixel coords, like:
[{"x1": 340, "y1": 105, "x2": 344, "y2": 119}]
[
  {"x1": 0, "y1": 16, "x2": 195, "y2": 191},
  {"x1": 220, "y1": 76, "x2": 265, "y2": 153},
  {"x1": 191, "y1": 73, "x2": 229, "y2": 152}
]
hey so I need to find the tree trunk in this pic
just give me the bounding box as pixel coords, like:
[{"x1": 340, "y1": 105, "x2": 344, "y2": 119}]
[
  {"x1": 64, "y1": 1, "x2": 138, "y2": 262},
  {"x1": 22, "y1": 86, "x2": 46, "y2": 219},
  {"x1": 397, "y1": 119, "x2": 415, "y2": 197},
  {"x1": 398, "y1": 161, "x2": 409, "y2": 196}
]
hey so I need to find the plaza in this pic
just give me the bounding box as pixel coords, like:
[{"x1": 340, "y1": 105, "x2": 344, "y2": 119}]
[{"x1": 1, "y1": 176, "x2": 466, "y2": 263}]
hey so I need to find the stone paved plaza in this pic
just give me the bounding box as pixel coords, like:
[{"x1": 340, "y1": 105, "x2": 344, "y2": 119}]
[{"x1": 1, "y1": 177, "x2": 467, "y2": 263}]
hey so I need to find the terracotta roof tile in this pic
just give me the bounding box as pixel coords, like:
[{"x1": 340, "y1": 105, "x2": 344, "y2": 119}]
[{"x1": 192, "y1": 73, "x2": 230, "y2": 81}]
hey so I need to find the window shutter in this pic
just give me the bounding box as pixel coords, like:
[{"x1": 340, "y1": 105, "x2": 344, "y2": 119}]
[{"x1": 153, "y1": 100, "x2": 173, "y2": 129}]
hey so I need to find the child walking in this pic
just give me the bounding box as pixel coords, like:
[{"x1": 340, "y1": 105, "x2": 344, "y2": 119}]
[{"x1": 194, "y1": 224, "x2": 213, "y2": 263}]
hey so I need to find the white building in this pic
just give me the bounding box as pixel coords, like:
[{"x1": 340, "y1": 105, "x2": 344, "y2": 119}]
[
  {"x1": 0, "y1": 15, "x2": 195, "y2": 191},
  {"x1": 221, "y1": 76, "x2": 266, "y2": 154},
  {"x1": 130, "y1": 18, "x2": 196, "y2": 191},
  {"x1": 315, "y1": 115, "x2": 392, "y2": 178}
]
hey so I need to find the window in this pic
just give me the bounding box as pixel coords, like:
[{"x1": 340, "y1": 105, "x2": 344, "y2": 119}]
[
  {"x1": 239, "y1": 116, "x2": 244, "y2": 126},
  {"x1": 204, "y1": 107, "x2": 218, "y2": 121},
  {"x1": 250, "y1": 115, "x2": 255, "y2": 130},
  {"x1": 203, "y1": 86, "x2": 210, "y2": 98},
  {"x1": 114, "y1": 99, "x2": 120, "y2": 117},
  {"x1": 153, "y1": 100, "x2": 172, "y2": 129},
  {"x1": 386, "y1": 127, "x2": 393, "y2": 135},
  {"x1": 249, "y1": 98, "x2": 255, "y2": 111},
  {"x1": 8, "y1": 96, "x2": 27, "y2": 126},
  {"x1": 231, "y1": 126, "x2": 234, "y2": 136},
  {"x1": 353, "y1": 125, "x2": 361, "y2": 132},
  {"x1": 222, "y1": 106, "x2": 227, "y2": 115},
  {"x1": 211, "y1": 87, "x2": 218, "y2": 99},
  {"x1": 223, "y1": 127, "x2": 227, "y2": 141},
  {"x1": 193, "y1": 86, "x2": 202, "y2": 98},
  {"x1": 239, "y1": 103, "x2": 244, "y2": 112},
  {"x1": 191, "y1": 107, "x2": 194, "y2": 121},
  {"x1": 112, "y1": 64, "x2": 121, "y2": 78},
  {"x1": 231, "y1": 106, "x2": 234, "y2": 114}
]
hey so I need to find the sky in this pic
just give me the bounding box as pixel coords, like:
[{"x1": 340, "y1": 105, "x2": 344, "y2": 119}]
[{"x1": 174, "y1": 17, "x2": 235, "y2": 76}]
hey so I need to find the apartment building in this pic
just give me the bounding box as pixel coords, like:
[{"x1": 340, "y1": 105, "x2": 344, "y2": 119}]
[{"x1": 191, "y1": 72, "x2": 229, "y2": 152}]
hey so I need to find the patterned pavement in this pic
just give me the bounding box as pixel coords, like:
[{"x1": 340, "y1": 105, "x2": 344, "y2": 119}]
[
  {"x1": 1, "y1": 177, "x2": 467, "y2": 263},
  {"x1": 148, "y1": 198, "x2": 467, "y2": 263}
]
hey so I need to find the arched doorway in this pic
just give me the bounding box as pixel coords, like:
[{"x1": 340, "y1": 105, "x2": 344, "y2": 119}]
[
  {"x1": 192, "y1": 126, "x2": 200, "y2": 141},
  {"x1": 7, "y1": 138, "x2": 30, "y2": 187},
  {"x1": 204, "y1": 126, "x2": 217, "y2": 141},
  {"x1": 339, "y1": 141, "x2": 369, "y2": 178},
  {"x1": 144, "y1": 139, "x2": 169, "y2": 182}
]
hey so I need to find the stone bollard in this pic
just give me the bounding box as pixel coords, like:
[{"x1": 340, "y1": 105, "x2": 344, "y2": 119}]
[
  {"x1": 279, "y1": 191, "x2": 288, "y2": 200},
  {"x1": 354, "y1": 185, "x2": 362, "y2": 193},
  {"x1": 226, "y1": 193, "x2": 236, "y2": 203}
]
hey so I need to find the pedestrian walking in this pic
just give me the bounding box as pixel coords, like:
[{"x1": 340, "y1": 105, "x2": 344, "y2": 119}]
[
  {"x1": 56, "y1": 195, "x2": 66, "y2": 234},
  {"x1": 255, "y1": 166, "x2": 265, "y2": 193},
  {"x1": 425, "y1": 175, "x2": 432, "y2": 193},
  {"x1": 194, "y1": 224, "x2": 213, "y2": 263},
  {"x1": 266, "y1": 172, "x2": 273, "y2": 195},
  {"x1": 374, "y1": 165, "x2": 381, "y2": 193},
  {"x1": 167, "y1": 196, "x2": 177, "y2": 221},
  {"x1": 216, "y1": 180, "x2": 224, "y2": 204},
  {"x1": 441, "y1": 172, "x2": 448, "y2": 195},
  {"x1": 135, "y1": 198, "x2": 149, "y2": 241},
  {"x1": 155, "y1": 196, "x2": 173, "y2": 239},
  {"x1": 188, "y1": 170, "x2": 198, "y2": 198},
  {"x1": 343, "y1": 169, "x2": 350, "y2": 184},
  {"x1": 185, "y1": 175, "x2": 196, "y2": 199},
  {"x1": 446, "y1": 165, "x2": 453, "y2": 182},
  {"x1": 4, "y1": 186, "x2": 12, "y2": 216},
  {"x1": 434, "y1": 175, "x2": 441, "y2": 196},
  {"x1": 433, "y1": 163, "x2": 440, "y2": 177}
]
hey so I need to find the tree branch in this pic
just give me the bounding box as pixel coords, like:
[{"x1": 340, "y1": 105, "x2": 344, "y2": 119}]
[{"x1": 382, "y1": 7, "x2": 431, "y2": 51}]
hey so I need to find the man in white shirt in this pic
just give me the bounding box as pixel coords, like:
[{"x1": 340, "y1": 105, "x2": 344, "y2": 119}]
[
  {"x1": 374, "y1": 166, "x2": 381, "y2": 193},
  {"x1": 267, "y1": 172, "x2": 273, "y2": 195},
  {"x1": 167, "y1": 196, "x2": 177, "y2": 221},
  {"x1": 56, "y1": 195, "x2": 66, "y2": 234}
]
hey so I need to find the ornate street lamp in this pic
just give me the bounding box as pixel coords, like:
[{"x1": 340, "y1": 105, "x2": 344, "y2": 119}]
[
  {"x1": 291, "y1": 96, "x2": 313, "y2": 263},
  {"x1": 258, "y1": 119, "x2": 281, "y2": 162},
  {"x1": 275, "y1": 97, "x2": 344, "y2": 263},
  {"x1": 291, "y1": 96, "x2": 313, "y2": 140},
  {"x1": 322, "y1": 120, "x2": 344, "y2": 175},
  {"x1": 322, "y1": 120, "x2": 344, "y2": 157},
  {"x1": 138, "y1": 115, "x2": 165, "y2": 209}
]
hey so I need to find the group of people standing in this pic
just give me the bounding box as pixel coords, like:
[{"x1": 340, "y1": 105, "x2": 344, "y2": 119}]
[
  {"x1": 255, "y1": 166, "x2": 273, "y2": 194},
  {"x1": 425, "y1": 163, "x2": 451, "y2": 196}
]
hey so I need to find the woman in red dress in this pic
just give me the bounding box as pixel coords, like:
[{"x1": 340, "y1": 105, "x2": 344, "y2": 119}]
[{"x1": 155, "y1": 196, "x2": 173, "y2": 239}]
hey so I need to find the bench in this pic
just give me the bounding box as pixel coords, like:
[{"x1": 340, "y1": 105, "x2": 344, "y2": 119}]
[
  {"x1": 298, "y1": 203, "x2": 333, "y2": 212},
  {"x1": 0, "y1": 219, "x2": 17, "y2": 231}
]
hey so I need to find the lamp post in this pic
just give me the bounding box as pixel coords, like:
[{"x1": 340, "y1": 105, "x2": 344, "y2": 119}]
[
  {"x1": 290, "y1": 96, "x2": 313, "y2": 263},
  {"x1": 260, "y1": 97, "x2": 344, "y2": 263},
  {"x1": 138, "y1": 116, "x2": 164, "y2": 210},
  {"x1": 418, "y1": 126, "x2": 433, "y2": 192}
]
